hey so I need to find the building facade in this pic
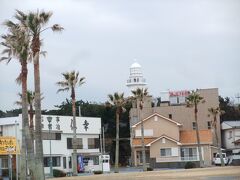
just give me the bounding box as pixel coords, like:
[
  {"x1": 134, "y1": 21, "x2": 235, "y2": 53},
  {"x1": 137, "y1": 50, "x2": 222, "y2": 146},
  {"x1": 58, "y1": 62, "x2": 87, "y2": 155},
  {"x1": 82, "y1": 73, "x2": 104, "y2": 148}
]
[
  {"x1": 221, "y1": 121, "x2": 240, "y2": 154},
  {"x1": 0, "y1": 114, "x2": 102, "y2": 175},
  {"x1": 129, "y1": 88, "x2": 221, "y2": 168}
]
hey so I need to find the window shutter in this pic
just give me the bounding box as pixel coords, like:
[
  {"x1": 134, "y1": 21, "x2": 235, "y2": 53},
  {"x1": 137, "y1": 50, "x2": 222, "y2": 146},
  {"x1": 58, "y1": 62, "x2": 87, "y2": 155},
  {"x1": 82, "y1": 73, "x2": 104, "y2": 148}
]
[
  {"x1": 172, "y1": 147, "x2": 178, "y2": 156},
  {"x1": 135, "y1": 130, "x2": 141, "y2": 136}
]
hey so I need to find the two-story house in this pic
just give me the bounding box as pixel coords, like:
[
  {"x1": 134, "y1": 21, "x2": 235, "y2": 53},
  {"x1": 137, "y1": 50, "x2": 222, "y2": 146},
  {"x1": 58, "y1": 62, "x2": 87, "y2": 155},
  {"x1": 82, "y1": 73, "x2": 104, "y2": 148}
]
[{"x1": 130, "y1": 88, "x2": 220, "y2": 168}]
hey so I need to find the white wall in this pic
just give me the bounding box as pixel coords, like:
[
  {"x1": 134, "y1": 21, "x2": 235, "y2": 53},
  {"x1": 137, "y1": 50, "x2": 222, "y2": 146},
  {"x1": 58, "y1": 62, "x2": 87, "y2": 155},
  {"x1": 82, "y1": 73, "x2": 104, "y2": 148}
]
[{"x1": 0, "y1": 115, "x2": 102, "y2": 173}]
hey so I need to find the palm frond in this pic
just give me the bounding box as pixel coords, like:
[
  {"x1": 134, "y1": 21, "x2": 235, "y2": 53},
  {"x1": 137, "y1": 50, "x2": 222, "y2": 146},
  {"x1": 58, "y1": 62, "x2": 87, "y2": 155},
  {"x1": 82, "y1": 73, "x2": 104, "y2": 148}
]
[
  {"x1": 57, "y1": 87, "x2": 70, "y2": 93},
  {"x1": 51, "y1": 24, "x2": 64, "y2": 32},
  {"x1": 15, "y1": 73, "x2": 22, "y2": 85}
]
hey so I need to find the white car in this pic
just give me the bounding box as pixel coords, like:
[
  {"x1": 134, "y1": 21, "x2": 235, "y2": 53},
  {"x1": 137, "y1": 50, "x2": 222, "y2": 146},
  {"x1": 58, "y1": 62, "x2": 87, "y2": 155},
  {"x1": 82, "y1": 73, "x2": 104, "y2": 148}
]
[{"x1": 214, "y1": 153, "x2": 228, "y2": 165}]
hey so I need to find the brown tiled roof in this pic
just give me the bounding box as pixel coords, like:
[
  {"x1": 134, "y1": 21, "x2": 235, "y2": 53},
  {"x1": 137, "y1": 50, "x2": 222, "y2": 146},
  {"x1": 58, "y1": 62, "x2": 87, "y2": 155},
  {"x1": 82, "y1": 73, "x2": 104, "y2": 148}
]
[
  {"x1": 132, "y1": 138, "x2": 156, "y2": 146},
  {"x1": 180, "y1": 130, "x2": 212, "y2": 144}
]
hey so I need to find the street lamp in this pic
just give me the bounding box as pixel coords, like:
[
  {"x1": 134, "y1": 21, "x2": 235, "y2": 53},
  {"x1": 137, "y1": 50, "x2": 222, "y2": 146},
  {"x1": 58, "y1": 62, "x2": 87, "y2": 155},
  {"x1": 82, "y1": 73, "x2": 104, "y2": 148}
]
[{"x1": 47, "y1": 116, "x2": 53, "y2": 177}]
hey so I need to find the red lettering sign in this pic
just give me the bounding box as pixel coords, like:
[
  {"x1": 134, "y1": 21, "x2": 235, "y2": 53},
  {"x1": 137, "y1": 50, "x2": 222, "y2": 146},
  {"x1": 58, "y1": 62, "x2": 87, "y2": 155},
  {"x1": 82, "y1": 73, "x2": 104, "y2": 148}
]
[{"x1": 169, "y1": 90, "x2": 189, "y2": 97}]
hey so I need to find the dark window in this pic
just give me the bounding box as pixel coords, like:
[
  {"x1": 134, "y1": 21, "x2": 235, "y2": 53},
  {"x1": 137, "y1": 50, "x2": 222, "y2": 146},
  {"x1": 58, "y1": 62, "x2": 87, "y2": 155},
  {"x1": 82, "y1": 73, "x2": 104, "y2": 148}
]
[
  {"x1": 207, "y1": 121, "x2": 211, "y2": 129},
  {"x1": 88, "y1": 138, "x2": 100, "y2": 149},
  {"x1": 168, "y1": 114, "x2": 172, "y2": 119},
  {"x1": 43, "y1": 157, "x2": 61, "y2": 167},
  {"x1": 56, "y1": 133, "x2": 61, "y2": 140},
  {"x1": 42, "y1": 132, "x2": 61, "y2": 140},
  {"x1": 67, "y1": 138, "x2": 83, "y2": 149},
  {"x1": 68, "y1": 156, "x2": 72, "y2": 168},
  {"x1": 192, "y1": 122, "x2": 196, "y2": 130},
  {"x1": 63, "y1": 157, "x2": 66, "y2": 169}
]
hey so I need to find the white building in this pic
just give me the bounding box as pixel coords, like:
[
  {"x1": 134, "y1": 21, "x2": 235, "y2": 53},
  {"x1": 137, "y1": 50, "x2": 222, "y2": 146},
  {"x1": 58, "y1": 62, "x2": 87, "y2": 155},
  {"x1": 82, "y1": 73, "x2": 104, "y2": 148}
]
[
  {"x1": 221, "y1": 121, "x2": 240, "y2": 154},
  {"x1": 0, "y1": 114, "x2": 103, "y2": 174},
  {"x1": 126, "y1": 60, "x2": 147, "y2": 92}
]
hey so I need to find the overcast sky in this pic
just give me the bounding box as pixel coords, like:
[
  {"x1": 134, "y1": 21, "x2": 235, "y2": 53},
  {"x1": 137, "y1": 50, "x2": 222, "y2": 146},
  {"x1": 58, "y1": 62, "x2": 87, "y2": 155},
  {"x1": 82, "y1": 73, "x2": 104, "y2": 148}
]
[{"x1": 0, "y1": 0, "x2": 240, "y2": 111}]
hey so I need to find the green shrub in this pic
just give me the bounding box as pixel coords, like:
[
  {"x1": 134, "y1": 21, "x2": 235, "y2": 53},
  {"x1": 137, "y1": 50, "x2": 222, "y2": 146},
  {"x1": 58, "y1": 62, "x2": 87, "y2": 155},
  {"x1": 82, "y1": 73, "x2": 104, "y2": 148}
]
[
  {"x1": 184, "y1": 162, "x2": 196, "y2": 169},
  {"x1": 53, "y1": 169, "x2": 66, "y2": 177},
  {"x1": 147, "y1": 167, "x2": 153, "y2": 171},
  {"x1": 93, "y1": 170, "x2": 103, "y2": 175}
]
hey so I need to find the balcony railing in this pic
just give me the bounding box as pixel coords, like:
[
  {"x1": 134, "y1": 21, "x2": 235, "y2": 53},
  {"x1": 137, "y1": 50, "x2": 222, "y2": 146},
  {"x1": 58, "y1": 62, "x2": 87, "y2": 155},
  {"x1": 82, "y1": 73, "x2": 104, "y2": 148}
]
[{"x1": 181, "y1": 156, "x2": 198, "y2": 161}]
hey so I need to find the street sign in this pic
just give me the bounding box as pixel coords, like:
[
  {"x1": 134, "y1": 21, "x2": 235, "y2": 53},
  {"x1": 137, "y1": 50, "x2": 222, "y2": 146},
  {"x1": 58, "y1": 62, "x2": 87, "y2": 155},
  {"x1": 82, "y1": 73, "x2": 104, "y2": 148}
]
[{"x1": 0, "y1": 136, "x2": 20, "y2": 155}]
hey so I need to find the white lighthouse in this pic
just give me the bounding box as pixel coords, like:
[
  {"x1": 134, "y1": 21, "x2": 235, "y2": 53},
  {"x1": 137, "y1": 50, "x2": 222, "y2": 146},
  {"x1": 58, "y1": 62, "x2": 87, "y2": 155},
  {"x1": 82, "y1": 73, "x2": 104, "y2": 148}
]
[{"x1": 126, "y1": 60, "x2": 147, "y2": 92}]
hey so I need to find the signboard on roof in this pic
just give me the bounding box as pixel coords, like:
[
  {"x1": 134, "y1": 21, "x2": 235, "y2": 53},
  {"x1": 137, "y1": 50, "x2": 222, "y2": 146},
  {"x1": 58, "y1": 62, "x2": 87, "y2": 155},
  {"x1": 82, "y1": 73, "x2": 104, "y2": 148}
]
[
  {"x1": 169, "y1": 90, "x2": 189, "y2": 97},
  {"x1": 0, "y1": 136, "x2": 20, "y2": 155}
]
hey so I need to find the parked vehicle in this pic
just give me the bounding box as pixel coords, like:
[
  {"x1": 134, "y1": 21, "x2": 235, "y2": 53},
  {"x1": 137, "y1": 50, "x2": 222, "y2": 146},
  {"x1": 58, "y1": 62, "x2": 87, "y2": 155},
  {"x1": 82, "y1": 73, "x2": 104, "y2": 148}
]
[{"x1": 214, "y1": 153, "x2": 229, "y2": 165}]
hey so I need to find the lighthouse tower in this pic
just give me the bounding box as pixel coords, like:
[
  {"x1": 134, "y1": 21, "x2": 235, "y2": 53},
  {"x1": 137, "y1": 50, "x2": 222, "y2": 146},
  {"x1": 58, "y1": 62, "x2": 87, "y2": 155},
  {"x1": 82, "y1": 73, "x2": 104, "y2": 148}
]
[{"x1": 126, "y1": 60, "x2": 147, "y2": 92}]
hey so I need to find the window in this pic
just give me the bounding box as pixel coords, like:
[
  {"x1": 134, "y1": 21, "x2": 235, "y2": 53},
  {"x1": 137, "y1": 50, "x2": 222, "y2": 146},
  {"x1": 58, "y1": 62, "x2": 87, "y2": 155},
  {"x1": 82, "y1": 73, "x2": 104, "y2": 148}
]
[
  {"x1": 180, "y1": 147, "x2": 198, "y2": 161},
  {"x1": 169, "y1": 114, "x2": 172, "y2": 119},
  {"x1": 67, "y1": 138, "x2": 83, "y2": 149},
  {"x1": 43, "y1": 157, "x2": 61, "y2": 167},
  {"x1": 160, "y1": 148, "x2": 172, "y2": 157},
  {"x1": 83, "y1": 156, "x2": 99, "y2": 165},
  {"x1": 88, "y1": 138, "x2": 100, "y2": 149},
  {"x1": 63, "y1": 157, "x2": 66, "y2": 169},
  {"x1": 207, "y1": 121, "x2": 211, "y2": 129},
  {"x1": 1, "y1": 157, "x2": 8, "y2": 168},
  {"x1": 192, "y1": 122, "x2": 196, "y2": 130},
  {"x1": 68, "y1": 156, "x2": 72, "y2": 168},
  {"x1": 42, "y1": 132, "x2": 61, "y2": 140},
  {"x1": 229, "y1": 131, "x2": 233, "y2": 139}
]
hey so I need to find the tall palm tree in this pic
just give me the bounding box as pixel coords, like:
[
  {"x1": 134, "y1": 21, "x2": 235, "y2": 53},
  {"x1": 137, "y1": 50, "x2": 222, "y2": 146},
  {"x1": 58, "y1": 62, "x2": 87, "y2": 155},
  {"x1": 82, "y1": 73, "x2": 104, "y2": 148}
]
[
  {"x1": 56, "y1": 71, "x2": 85, "y2": 175},
  {"x1": 1, "y1": 20, "x2": 33, "y2": 179},
  {"x1": 186, "y1": 90, "x2": 205, "y2": 168},
  {"x1": 208, "y1": 107, "x2": 225, "y2": 166},
  {"x1": 16, "y1": 91, "x2": 38, "y2": 179},
  {"x1": 15, "y1": 10, "x2": 63, "y2": 179},
  {"x1": 108, "y1": 93, "x2": 126, "y2": 173},
  {"x1": 131, "y1": 88, "x2": 148, "y2": 171}
]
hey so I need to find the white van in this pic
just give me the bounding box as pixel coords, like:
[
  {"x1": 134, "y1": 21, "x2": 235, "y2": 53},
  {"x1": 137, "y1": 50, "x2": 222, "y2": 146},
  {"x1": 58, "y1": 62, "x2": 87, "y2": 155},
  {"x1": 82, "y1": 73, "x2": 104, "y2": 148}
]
[{"x1": 214, "y1": 153, "x2": 228, "y2": 165}]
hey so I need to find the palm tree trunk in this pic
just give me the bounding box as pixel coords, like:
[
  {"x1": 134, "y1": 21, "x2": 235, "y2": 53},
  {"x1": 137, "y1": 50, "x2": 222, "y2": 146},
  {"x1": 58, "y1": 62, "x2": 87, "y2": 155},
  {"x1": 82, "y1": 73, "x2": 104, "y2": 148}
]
[
  {"x1": 72, "y1": 89, "x2": 78, "y2": 176},
  {"x1": 29, "y1": 104, "x2": 34, "y2": 144},
  {"x1": 33, "y1": 36, "x2": 45, "y2": 180},
  {"x1": 115, "y1": 112, "x2": 120, "y2": 173},
  {"x1": 194, "y1": 104, "x2": 204, "y2": 168},
  {"x1": 27, "y1": 104, "x2": 36, "y2": 179},
  {"x1": 20, "y1": 60, "x2": 28, "y2": 180},
  {"x1": 140, "y1": 108, "x2": 147, "y2": 171},
  {"x1": 214, "y1": 116, "x2": 225, "y2": 166}
]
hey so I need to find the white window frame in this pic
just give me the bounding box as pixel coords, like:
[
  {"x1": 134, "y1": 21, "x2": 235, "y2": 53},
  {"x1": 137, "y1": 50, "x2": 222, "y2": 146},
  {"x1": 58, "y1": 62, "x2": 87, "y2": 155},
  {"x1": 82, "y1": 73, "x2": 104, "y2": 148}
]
[{"x1": 160, "y1": 148, "x2": 172, "y2": 157}]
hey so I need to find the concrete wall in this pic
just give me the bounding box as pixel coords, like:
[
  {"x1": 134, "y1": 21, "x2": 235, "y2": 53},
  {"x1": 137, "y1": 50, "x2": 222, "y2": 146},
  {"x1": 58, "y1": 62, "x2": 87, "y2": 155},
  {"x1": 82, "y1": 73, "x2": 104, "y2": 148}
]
[{"x1": 150, "y1": 158, "x2": 200, "y2": 168}]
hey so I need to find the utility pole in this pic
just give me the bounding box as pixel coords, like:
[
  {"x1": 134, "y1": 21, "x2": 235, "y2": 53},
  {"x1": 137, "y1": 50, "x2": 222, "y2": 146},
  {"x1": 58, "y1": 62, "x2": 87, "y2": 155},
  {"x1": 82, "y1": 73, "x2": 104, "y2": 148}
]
[{"x1": 15, "y1": 120, "x2": 18, "y2": 180}]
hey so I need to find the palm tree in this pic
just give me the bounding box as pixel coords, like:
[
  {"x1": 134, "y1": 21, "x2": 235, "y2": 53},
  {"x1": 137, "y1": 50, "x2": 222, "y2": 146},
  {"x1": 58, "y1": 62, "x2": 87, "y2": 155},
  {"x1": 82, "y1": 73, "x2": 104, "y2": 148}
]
[
  {"x1": 15, "y1": 10, "x2": 63, "y2": 179},
  {"x1": 56, "y1": 71, "x2": 85, "y2": 175},
  {"x1": 16, "y1": 91, "x2": 38, "y2": 178},
  {"x1": 208, "y1": 107, "x2": 225, "y2": 166},
  {"x1": 131, "y1": 88, "x2": 148, "y2": 171},
  {"x1": 1, "y1": 20, "x2": 33, "y2": 179},
  {"x1": 186, "y1": 90, "x2": 205, "y2": 167},
  {"x1": 108, "y1": 93, "x2": 126, "y2": 173}
]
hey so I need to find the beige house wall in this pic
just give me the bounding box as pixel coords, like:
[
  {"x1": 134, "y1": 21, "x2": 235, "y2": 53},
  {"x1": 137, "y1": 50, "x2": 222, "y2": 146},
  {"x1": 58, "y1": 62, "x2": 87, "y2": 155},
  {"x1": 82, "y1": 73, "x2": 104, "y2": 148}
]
[
  {"x1": 134, "y1": 115, "x2": 180, "y2": 140},
  {"x1": 150, "y1": 138, "x2": 180, "y2": 162}
]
